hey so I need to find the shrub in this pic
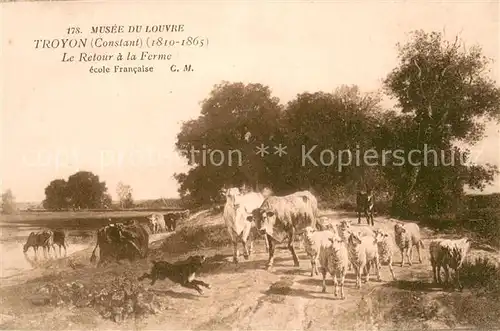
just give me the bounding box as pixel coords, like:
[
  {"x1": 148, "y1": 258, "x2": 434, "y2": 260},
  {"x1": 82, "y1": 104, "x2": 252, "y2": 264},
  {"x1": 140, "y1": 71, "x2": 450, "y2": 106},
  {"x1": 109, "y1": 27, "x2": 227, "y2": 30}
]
[{"x1": 32, "y1": 275, "x2": 162, "y2": 323}]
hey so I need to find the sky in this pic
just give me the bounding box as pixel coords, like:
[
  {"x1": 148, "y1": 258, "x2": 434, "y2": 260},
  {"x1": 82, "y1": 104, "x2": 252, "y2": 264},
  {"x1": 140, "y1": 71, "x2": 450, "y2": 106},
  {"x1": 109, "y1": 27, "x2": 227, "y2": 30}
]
[{"x1": 1, "y1": 1, "x2": 499, "y2": 202}]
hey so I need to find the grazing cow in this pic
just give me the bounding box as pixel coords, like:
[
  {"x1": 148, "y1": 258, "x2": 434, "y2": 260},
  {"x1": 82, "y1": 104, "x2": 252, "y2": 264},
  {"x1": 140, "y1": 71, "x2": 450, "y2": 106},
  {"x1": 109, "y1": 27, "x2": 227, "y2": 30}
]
[
  {"x1": 52, "y1": 229, "x2": 68, "y2": 257},
  {"x1": 23, "y1": 230, "x2": 54, "y2": 259},
  {"x1": 148, "y1": 213, "x2": 166, "y2": 233},
  {"x1": 319, "y1": 234, "x2": 349, "y2": 299},
  {"x1": 394, "y1": 222, "x2": 425, "y2": 267},
  {"x1": 251, "y1": 191, "x2": 320, "y2": 270},
  {"x1": 90, "y1": 222, "x2": 149, "y2": 267},
  {"x1": 223, "y1": 187, "x2": 266, "y2": 264},
  {"x1": 163, "y1": 212, "x2": 179, "y2": 232},
  {"x1": 429, "y1": 238, "x2": 471, "y2": 290},
  {"x1": 138, "y1": 255, "x2": 210, "y2": 294},
  {"x1": 357, "y1": 190, "x2": 374, "y2": 226}
]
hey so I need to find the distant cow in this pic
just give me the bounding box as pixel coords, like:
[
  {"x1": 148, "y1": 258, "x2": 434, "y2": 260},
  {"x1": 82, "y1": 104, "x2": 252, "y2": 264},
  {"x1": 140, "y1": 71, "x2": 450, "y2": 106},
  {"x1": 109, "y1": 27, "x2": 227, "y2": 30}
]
[
  {"x1": 251, "y1": 191, "x2": 321, "y2": 270},
  {"x1": 357, "y1": 190, "x2": 374, "y2": 226},
  {"x1": 147, "y1": 213, "x2": 166, "y2": 233},
  {"x1": 163, "y1": 212, "x2": 179, "y2": 231},
  {"x1": 23, "y1": 230, "x2": 54, "y2": 259},
  {"x1": 90, "y1": 222, "x2": 149, "y2": 267},
  {"x1": 52, "y1": 229, "x2": 68, "y2": 257}
]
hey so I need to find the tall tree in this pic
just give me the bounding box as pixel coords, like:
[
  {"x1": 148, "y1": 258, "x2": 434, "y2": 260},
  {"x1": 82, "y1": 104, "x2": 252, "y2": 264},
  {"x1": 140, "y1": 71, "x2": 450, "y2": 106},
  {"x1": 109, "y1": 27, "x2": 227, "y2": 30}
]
[
  {"x1": 43, "y1": 179, "x2": 69, "y2": 210},
  {"x1": 116, "y1": 182, "x2": 134, "y2": 209},
  {"x1": 1, "y1": 189, "x2": 16, "y2": 214},
  {"x1": 175, "y1": 82, "x2": 282, "y2": 204},
  {"x1": 65, "y1": 171, "x2": 108, "y2": 210},
  {"x1": 383, "y1": 30, "x2": 500, "y2": 216}
]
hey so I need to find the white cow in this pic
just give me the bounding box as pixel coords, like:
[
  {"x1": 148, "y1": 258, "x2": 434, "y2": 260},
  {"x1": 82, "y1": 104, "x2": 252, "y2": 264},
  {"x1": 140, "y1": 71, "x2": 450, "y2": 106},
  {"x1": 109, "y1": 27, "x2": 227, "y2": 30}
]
[
  {"x1": 223, "y1": 187, "x2": 267, "y2": 264},
  {"x1": 147, "y1": 213, "x2": 166, "y2": 233}
]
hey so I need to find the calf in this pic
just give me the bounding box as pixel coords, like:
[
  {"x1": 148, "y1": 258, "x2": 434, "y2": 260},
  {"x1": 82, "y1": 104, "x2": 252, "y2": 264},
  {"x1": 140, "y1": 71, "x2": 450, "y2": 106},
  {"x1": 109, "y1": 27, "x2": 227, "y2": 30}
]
[
  {"x1": 138, "y1": 255, "x2": 211, "y2": 294},
  {"x1": 148, "y1": 213, "x2": 166, "y2": 233},
  {"x1": 357, "y1": 190, "x2": 374, "y2": 226}
]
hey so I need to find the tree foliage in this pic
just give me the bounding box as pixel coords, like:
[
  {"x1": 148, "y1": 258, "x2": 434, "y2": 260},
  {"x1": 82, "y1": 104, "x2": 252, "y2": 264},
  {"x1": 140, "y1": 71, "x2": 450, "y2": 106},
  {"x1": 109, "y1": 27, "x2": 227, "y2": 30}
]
[
  {"x1": 43, "y1": 171, "x2": 109, "y2": 210},
  {"x1": 1, "y1": 189, "x2": 16, "y2": 214},
  {"x1": 175, "y1": 31, "x2": 500, "y2": 216}
]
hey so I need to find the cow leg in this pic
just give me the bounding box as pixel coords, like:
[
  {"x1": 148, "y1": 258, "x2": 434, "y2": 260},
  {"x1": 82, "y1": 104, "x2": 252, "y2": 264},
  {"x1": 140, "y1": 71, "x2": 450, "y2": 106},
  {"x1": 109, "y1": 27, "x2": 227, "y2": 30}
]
[
  {"x1": 263, "y1": 234, "x2": 269, "y2": 253},
  {"x1": 400, "y1": 248, "x2": 405, "y2": 267},
  {"x1": 287, "y1": 230, "x2": 300, "y2": 267},
  {"x1": 365, "y1": 262, "x2": 371, "y2": 284},
  {"x1": 417, "y1": 243, "x2": 423, "y2": 263},
  {"x1": 443, "y1": 265, "x2": 450, "y2": 287},
  {"x1": 364, "y1": 210, "x2": 370, "y2": 225},
  {"x1": 357, "y1": 210, "x2": 362, "y2": 224},
  {"x1": 232, "y1": 240, "x2": 239, "y2": 264},
  {"x1": 375, "y1": 256, "x2": 382, "y2": 282},
  {"x1": 266, "y1": 234, "x2": 275, "y2": 270},
  {"x1": 240, "y1": 238, "x2": 250, "y2": 260},
  {"x1": 33, "y1": 247, "x2": 38, "y2": 260},
  {"x1": 369, "y1": 211, "x2": 374, "y2": 226}
]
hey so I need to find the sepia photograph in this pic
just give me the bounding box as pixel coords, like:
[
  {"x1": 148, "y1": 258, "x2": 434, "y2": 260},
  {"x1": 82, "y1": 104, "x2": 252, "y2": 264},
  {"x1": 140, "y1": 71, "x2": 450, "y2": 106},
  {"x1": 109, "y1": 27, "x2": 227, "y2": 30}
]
[{"x1": 1, "y1": 1, "x2": 500, "y2": 330}]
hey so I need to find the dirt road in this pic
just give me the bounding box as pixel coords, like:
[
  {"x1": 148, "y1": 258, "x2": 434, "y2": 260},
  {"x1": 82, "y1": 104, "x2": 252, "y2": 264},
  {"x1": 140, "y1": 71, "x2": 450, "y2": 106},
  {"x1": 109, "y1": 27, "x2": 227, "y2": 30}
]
[{"x1": 0, "y1": 210, "x2": 498, "y2": 330}]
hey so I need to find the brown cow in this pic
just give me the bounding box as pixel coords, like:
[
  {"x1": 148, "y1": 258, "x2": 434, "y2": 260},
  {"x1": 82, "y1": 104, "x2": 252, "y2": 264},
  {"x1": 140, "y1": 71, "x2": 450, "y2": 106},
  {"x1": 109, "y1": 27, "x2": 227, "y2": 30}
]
[
  {"x1": 250, "y1": 191, "x2": 320, "y2": 270},
  {"x1": 90, "y1": 222, "x2": 149, "y2": 267},
  {"x1": 23, "y1": 230, "x2": 54, "y2": 260}
]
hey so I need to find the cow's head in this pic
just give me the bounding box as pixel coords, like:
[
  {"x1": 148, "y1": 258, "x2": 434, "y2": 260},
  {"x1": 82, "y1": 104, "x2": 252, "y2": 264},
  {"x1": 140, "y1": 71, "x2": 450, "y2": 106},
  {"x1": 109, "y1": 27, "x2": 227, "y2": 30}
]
[
  {"x1": 251, "y1": 208, "x2": 276, "y2": 236},
  {"x1": 23, "y1": 232, "x2": 36, "y2": 253}
]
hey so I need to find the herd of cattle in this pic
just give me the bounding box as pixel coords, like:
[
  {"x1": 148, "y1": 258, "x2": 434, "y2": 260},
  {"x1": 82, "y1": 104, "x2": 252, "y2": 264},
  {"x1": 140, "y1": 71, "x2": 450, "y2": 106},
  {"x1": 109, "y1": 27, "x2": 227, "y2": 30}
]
[
  {"x1": 22, "y1": 210, "x2": 190, "y2": 264},
  {"x1": 222, "y1": 186, "x2": 472, "y2": 298},
  {"x1": 22, "y1": 188, "x2": 472, "y2": 299}
]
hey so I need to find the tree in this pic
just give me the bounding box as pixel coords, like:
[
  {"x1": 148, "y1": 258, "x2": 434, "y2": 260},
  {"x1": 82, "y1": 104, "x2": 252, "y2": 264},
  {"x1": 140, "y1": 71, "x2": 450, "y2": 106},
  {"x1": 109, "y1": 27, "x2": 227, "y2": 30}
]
[
  {"x1": 1, "y1": 189, "x2": 16, "y2": 214},
  {"x1": 116, "y1": 182, "x2": 134, "y2": 209},
  {"x1": 43, "y1": 179, "x2": 69, "y2": 210},
  {"x1": 65, "y1": 171, "x2": 109, "y2": 210},
  {"x1": 175, "y1": 82, "x2": 282, "y2": 204},
  {"x1": 383, "y1": 30, "x2": 500, "y2": 216}
]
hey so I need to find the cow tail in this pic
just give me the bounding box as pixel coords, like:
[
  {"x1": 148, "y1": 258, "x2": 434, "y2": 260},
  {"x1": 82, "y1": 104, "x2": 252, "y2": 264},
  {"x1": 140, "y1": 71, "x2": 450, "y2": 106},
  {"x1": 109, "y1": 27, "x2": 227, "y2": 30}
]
[
  {"x1": 419, "y1": 240, "x2": 425, "y2": 249},
  {"x1": 90, "y1": 241, "x2": 99, "y2": 263}
]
